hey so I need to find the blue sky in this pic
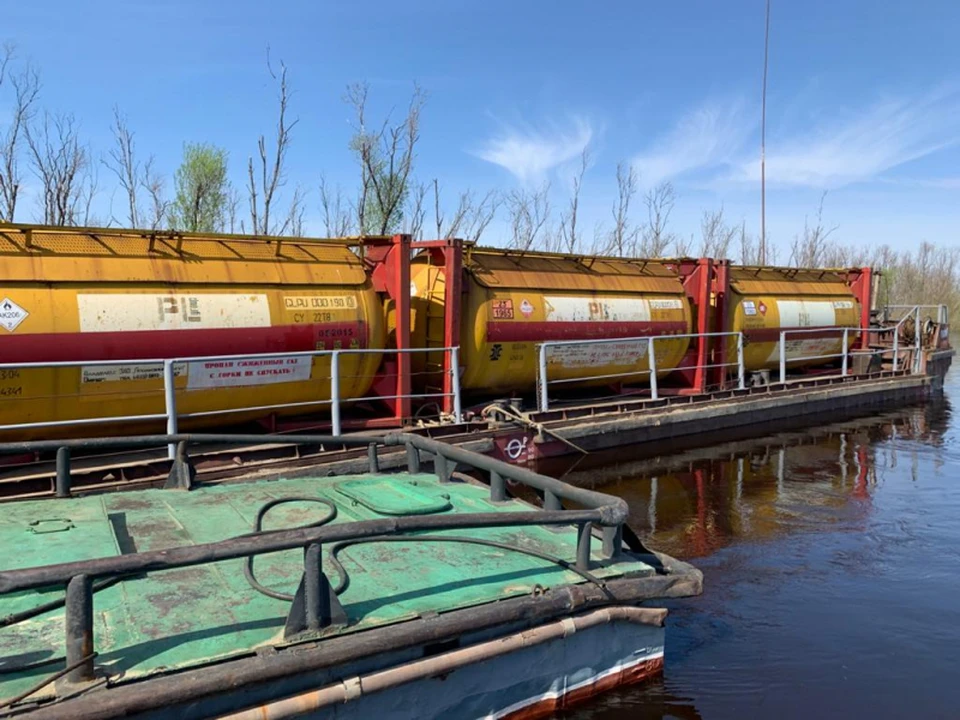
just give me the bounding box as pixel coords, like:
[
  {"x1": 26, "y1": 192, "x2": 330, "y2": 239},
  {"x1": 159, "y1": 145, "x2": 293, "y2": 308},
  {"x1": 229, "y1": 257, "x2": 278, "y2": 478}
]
[{"x1": 5, "y1": 0, "x2": 960, "y2": 254}]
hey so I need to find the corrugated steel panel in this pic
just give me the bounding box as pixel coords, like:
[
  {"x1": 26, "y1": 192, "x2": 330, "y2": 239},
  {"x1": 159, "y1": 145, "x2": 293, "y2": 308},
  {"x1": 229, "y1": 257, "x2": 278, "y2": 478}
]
[
  {"x1": 730, "y1": 267, "x2": 852, "y2": 297},
  {"x1": 0, "y1": 226, "x2": 367, "y2": 285},
  {"x1": 465, "y1": 249, "x2": 685, "y2": 295}
]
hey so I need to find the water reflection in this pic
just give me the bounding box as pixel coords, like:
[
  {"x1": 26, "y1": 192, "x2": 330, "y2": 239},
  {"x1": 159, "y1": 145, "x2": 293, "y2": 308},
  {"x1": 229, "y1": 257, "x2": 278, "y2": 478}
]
[
  {"x1": 549, "y1": 386, "x2": 956, "y2": 720},
  {"x1": 554, "y1": 393, "x2": 952, "y2": 562}
]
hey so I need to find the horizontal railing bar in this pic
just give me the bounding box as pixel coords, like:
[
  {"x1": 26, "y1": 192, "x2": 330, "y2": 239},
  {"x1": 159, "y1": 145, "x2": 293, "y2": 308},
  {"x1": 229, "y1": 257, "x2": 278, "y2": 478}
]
[
  {"x1": 540, "y1": 330, "x2": 740, "y2": 350},
  {"x1": 0, "y1": 509, "x2": 606, "y2": 593},
  {"x1": 0, "y1": 346, "x2": 460, "y2": 371},
  {"x1": 0, "y1": 413, "x2": 169, "y2": 432}
]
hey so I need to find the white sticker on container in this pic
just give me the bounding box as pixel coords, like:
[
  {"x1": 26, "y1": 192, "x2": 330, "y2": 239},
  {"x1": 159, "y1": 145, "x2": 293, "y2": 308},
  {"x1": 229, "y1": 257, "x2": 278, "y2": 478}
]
[
  {"x1": 77, "y1": 294, "x2": 271, "y2": 332},
  {"x1": 648, "y1": 298, "x2": 684, "y2": 310},
  {"x1": 81, "y1": 363, "x2": 186, "y2": 384},
  {"x1": 546, "y1": 339, "x2": 649, "y2": 369},
  {"x1": 543, "y1": 297, "x2": 652, "y2": 323},
  {"x1": 283, "y1": 295, "x2": 357, "y2": 311},
  {"x1": 775, "y1": 300, "x2": 837, "y2": 328},
  {"x1": 742, "y1": 300, "x2": 757, "y2": 316},
  {"x1": 186, "y1": 356, "x2": 312, "y2": 389},
  {"x1": 833, "y1": 300, "x2": 854, "y2": 310}
]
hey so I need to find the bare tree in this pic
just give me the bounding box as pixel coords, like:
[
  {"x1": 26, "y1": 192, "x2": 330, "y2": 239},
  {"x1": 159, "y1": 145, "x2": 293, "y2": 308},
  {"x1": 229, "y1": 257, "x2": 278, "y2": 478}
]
[
  {"x1": 457, "y1": 189, "x2": 500, "y2": 243},
  {"x1": 698, "y1": 206, "x2": 738, "y2": 259},
  {"x1": 555, "y1": 148, "x2": 589, "y2": 254},
  {"x1": 506, "y1": 183, "x2": 551, "y2": 250},
  {"x1": 26, "y1": 111, "x2": 92, "y2": 226},
  {"x1": 248, "y1": 51, "x2": 298, "y2": 235},
  {"x1": 404, "y1": 180, "x2": 428, "y2": 240},
  {"x1": 141, "y1": 157, "x2": 168, "y2": 230},
  {"x1": 673, "y1": 233, "x2": 694, "y2": 256},
  {"x1": 103, "y1": 107, "x2": 142, "y2": 227},
  {"x1": 0, "y1": 46, "x2": 40, "y2": 221},
  {"x1": 346, "y1": 81, "x2": 425, "y2": 235},
  {"x1": 639, "y1": 181, "x2": 677, "y2": 256},
  {"x1": 284, "y1": 184, "x2": 306, "y2": 237},
  {"x1": 605, "y1": 161, "x2": 641, "y2": 256},
  {"x1": 319, "y1": 175, "x2": 353, "y2": 236},
  {"x1": 789, "y1": 191, "x2": 837, "y2": 267},
  {"x1": 432, "y1": 180, "x2": 501, "y2": 242}
]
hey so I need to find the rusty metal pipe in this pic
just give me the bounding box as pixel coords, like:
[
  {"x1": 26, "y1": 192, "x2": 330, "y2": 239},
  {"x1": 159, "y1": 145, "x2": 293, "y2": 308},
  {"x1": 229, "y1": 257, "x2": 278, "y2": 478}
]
[{"x1": 215, "y1": 607, "x2": 668, "y2": 720}]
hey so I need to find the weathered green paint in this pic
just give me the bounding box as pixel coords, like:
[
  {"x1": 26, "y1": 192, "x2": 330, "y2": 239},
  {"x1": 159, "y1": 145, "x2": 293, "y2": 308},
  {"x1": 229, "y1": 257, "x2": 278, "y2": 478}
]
[{"x1": 0, "y1": 473, "x2": 653, "y2": 703}]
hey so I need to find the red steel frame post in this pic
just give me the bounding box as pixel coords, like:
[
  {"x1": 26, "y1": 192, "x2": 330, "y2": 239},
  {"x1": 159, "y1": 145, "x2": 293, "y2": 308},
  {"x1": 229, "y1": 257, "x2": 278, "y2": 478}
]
[
  {"x1": 847, "y1": 267, "x2": 873, "y2": 349},
  {"x1": 410, "y1": 239, "x2": 463, "y2": 417},
  {"x1": 687, "y1": 258, "x2": 713, "y2": 394},
  {"x1": 366, "y1": 234, "x2": 412, "y2": 426},
  {"x1": 711, "y1": 260, "x2": 731, "y2": 390}
]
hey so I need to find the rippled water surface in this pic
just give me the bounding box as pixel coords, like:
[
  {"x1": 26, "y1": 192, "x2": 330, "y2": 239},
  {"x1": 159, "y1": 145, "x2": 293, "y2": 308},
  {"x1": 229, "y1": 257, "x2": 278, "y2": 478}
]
[{"x1": 555, "y1": 372, "x2": 960, "y2": 720}]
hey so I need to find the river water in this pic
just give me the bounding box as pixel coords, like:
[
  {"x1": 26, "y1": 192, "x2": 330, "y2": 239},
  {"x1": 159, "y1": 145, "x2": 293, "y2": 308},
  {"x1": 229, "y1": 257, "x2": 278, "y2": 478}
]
[{"x1": 555, "y1": 371, "x2": 960, "y2": 720}]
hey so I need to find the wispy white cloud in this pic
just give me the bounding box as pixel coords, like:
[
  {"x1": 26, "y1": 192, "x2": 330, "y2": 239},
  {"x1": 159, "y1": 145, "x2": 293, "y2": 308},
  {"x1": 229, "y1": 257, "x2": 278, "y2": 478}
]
[
  {"x1": 631, "y1": 99, "x2": 752, "y2": 187},
  {"x1": 631, "y1": 87, "x2": 960, "y2": 192},
  {"x1": 728, "y1": 87, "x2": 960, "y2": 188},
  {"x1": 474, "y1": 117, "x2": 593, "y2": 184}
]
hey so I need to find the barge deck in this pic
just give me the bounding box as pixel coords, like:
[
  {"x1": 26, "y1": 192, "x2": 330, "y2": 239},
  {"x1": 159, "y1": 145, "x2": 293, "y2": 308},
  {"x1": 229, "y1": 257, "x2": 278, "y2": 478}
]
[{"x1": 0, "y1": 433, "x2": 700, "y2": 719}]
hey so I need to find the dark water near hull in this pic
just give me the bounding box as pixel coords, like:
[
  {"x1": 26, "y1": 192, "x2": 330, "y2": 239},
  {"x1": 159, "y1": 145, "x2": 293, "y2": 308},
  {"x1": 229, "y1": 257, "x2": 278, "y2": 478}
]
[{"x1": 555, "y1": 372, "x2": 960, "y2": 720}]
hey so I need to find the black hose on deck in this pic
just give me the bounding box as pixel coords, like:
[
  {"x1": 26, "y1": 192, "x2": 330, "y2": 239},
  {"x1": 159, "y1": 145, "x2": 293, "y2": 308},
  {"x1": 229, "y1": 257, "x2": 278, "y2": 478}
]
[{"x1": 242, "y1": 497, "x2": 338, "y2": 601}]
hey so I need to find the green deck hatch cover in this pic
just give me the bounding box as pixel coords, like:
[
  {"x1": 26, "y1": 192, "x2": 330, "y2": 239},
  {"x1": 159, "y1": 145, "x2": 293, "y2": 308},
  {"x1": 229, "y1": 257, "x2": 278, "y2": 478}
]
[{"x1": 334, "y1": 478, "x2": 452, "y2": 515}]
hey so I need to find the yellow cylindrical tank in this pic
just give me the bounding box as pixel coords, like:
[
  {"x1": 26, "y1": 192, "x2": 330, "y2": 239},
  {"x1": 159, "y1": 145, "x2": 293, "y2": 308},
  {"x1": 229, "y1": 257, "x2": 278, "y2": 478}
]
[
  {"x1": 409, "y1": 249, "x2": 693, "y2": 393},
  {"x1": 0, "y1": 226, "x2": 384, "y2": 438},
  {"x1": 726, "y1": 267, "x2": 861, "y2": 371}
]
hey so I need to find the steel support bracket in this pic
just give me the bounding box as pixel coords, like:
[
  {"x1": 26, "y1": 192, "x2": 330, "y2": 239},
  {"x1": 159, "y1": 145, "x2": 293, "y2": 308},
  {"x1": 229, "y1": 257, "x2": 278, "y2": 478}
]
[
  {"x1": 163, "y1": 442, "x2": 196, "y2": 490},
  {"x1": 283, "y1": 570, "x2": 348, "y2": 639}
]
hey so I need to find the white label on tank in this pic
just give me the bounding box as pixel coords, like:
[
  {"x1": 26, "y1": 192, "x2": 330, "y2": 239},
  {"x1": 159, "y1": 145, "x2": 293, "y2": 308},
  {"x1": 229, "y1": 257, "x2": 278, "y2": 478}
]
[
  {"x1": 768, "y1": 300, "x2": 842, "y2": 364},
  {"x1": 186, "y1": 356, "x2": 313, "y2": 390},
  {"x1": 833, "y1": 300, "x2": 854, "y2": 309},
  {"x1": 742, "y1": 300, "x2": 757, "y2": 316},
  {"x1": 648, "y1": 299, "x2": 684, "y2": 310},
  {"x1": 77, "y1": 294, "x2": 271, "y2": 332},
  {"x1": 81, "y1": 363, "x2": 186, "y2": 384},
  {"x1": 775, "y1": 300, "x2": 837, "y2": 328},
  {"x1": 543, "y1": 297, "x2": 652, "y2": 323},
  {"x1": 546, "y1": 339, "x2": 649, "y2": 369}
]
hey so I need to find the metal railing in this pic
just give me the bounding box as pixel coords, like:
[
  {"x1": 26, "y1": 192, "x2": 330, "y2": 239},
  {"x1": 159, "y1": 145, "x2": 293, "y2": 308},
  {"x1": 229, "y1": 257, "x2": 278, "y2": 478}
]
[
  {"x1": 0, "y1": 431, "x2": 630, "y2": 689},
  {"x1": 884, "y1": 303, "x2": 948, "y2": 327},
  {"x1": 0, "y1": 347, "x2": 463, "y2": 459},
  {"x1": 777, "y1": 311, "x2": 928, "y2": 383},
  {"x1": 536, "y1": 331, "x2": 744, "y2": 412}
]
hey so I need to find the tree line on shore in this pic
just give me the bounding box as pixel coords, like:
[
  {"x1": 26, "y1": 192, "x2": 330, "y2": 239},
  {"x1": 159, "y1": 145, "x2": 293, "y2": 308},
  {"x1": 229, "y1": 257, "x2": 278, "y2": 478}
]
[{"x1": 0, "y1": 44, "x2": 956, "y2": 320}]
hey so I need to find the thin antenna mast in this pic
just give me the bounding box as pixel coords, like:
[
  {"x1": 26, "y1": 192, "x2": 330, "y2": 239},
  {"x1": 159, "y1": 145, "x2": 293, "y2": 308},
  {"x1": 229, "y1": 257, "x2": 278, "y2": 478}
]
[{"x1": 760, "y1": 0, "x2": 770, "y2": 264}]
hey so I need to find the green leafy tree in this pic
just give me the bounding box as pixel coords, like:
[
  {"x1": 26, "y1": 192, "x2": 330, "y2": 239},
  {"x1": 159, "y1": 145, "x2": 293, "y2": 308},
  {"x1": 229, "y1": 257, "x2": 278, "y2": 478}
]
[{"x1": 169, "y1": 143, "x2": 228, "y2": 232}]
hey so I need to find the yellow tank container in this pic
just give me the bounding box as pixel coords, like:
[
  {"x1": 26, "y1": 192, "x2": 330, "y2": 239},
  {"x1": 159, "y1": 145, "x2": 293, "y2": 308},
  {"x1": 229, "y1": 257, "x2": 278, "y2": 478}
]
[
  {"x1": 727, "y1": 267, "x2": 861, "y2": 371},
  {"x1": 0, "y1": 226, "x2": 385, "y2": 438},
  {"x1": 409, "y1": 248, "x2": 693, "y2": 393}
]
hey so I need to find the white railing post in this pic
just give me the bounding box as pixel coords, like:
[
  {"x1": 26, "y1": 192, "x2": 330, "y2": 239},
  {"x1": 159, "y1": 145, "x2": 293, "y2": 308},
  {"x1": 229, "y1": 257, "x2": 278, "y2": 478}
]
[
  {"x1": 893, "y1": 327, "x2": 899, "y2": 372},
  {"x1": 913, "y1": 305, "x2": 922, "y2": 373},
  {"x1": 737, "y1": 332, "x2": 746, "y2": 390},
  {"x1": 538, "y1": 344, "x2": 549, "y2": 412},
  {"x1": 647, "y1": 337, "x2": 658, "y2": 400},
  {"x1": 330, "y1": 350, "x2": 342, "y2": 435},
  {"x1": 450, "y1": 346, "x2": 462, "y2": 423},
  {"x1": 163, "y1": 359, "x2": 178, "y2": 460},
  {"x1": 779, "y1": 331, "x2": 787, "y2": 384},
  {"x1": 841, "y1": 328, "x2": 849, "y2": 376}
]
